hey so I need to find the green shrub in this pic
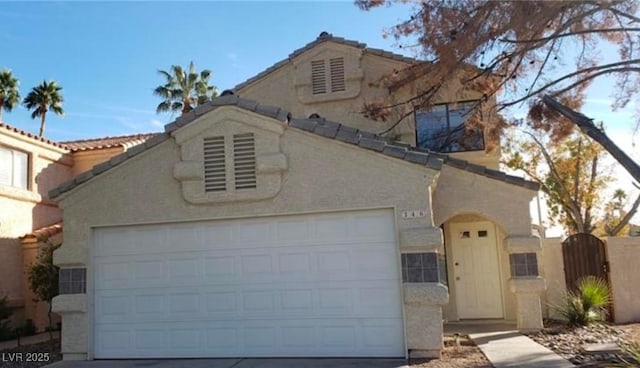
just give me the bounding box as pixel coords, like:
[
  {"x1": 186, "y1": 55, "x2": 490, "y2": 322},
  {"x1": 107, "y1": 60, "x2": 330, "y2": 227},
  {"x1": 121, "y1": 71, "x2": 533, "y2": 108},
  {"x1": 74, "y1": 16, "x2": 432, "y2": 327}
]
[
  {"x1": 21, "y1": 319, "x2": 37, "y2": 336},
  {"x1": 0, "y1": 294, "x2": 15, "y2": 341},
  {"x1": 554, "y1": 276, "x2": 611, "y2": 326}
]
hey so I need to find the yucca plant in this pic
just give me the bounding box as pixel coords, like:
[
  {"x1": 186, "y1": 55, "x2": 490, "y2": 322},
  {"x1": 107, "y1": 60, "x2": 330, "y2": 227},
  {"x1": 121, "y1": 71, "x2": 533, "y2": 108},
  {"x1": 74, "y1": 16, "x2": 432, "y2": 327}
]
[
  {"x1": 613, "y1": 342, "x2": 640, "y2": 367},
  {"x1": 554, "y1": 276, "x2": 611, "y2": 326}
]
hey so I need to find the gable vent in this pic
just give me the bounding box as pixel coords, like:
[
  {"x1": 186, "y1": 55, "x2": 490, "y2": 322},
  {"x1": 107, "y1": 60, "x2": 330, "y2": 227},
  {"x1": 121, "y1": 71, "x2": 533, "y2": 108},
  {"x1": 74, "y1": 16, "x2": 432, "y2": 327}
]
[
  {"x1": 203, "y1": 136, "x2": 226, "y2": 192},
  {"x1": 311, "y1": 60, "x2": 327, "y2": 95},
  {"x1": 233, "y1": 133, "x2": 257, "y2": 190},
  {"x1": 330, "y1": 57, "x2": 345, "y2": 92}
]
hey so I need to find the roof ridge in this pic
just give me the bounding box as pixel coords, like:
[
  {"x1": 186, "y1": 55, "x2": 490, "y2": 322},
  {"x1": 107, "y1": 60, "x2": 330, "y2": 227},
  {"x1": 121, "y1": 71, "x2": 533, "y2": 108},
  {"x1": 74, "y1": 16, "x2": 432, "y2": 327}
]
[
  {"x1": 233, "y1": 32, "x2": 419, "y2": 92},
  {"x1": 49, "y1": 95, "x2": 539, "y2": 200},
  {"x1": 60, "y1": 132, "x2": 160, "y2": 144},
  {"x1": 0, "y1": 121, "x2": 69, "y2": 150}
]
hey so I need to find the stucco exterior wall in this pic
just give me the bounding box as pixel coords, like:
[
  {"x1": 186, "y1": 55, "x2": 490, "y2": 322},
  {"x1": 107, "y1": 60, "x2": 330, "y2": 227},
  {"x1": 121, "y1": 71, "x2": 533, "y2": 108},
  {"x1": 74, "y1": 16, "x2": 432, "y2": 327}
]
[
  {"x1": 236, "y1": 42, "x2": 499, "y2": 168},
  {"x1": 0, "y1": 130, "x2": 71, "y2": 309},
  {"x1": 432, "y1": 165, "x2": 535, "y2": 235},
  {"x1": 604, "y1": 237, "x2": 640, "y2": 323},
  {"x1": 53, "y1": 109, "x2": 448, "y2": 359},
  {"x1": 70, "y1": 147, "x2": 124, "y2": 176},
  {"x1": 540, "y1": 238, "x2": 566, "y2": 320}
]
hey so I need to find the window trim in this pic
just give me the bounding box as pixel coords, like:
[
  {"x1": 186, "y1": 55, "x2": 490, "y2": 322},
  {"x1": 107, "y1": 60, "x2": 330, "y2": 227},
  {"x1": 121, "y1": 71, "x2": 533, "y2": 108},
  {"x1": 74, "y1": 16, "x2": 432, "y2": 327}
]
[
  {"x1": 414, "y1": 99, "x2": 485, "y2": 153},
  {"x1": 0, "y1": 144, "x2": 30, "y2": 191}
]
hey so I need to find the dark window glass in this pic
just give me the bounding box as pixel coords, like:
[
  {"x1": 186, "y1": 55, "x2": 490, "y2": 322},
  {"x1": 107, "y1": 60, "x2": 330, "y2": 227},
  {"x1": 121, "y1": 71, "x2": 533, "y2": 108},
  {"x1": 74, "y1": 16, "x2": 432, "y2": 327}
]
[
  {"x1": 416, "y1": 101, "x2": 484, "y2": 153},
  {"x1": 509, "y1": 253, "x2": 539, "y2": 277}
]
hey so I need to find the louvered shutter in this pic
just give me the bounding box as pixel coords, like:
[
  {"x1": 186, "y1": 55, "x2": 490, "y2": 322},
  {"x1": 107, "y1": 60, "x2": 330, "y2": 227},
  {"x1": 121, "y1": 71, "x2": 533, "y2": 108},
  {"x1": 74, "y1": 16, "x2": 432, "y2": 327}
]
[
  {"x1": 329, "y1": 57, "x2": 345, "y2": 92},
  {"x1": 311, "y1": 60, "x2": 327, "y2": 95},
  {"x1": 233, "y1": 133, "x2": 257, "y2": 190},
  {"x1": 203, "y1": 136, "x2": 226, "y2": 192}
]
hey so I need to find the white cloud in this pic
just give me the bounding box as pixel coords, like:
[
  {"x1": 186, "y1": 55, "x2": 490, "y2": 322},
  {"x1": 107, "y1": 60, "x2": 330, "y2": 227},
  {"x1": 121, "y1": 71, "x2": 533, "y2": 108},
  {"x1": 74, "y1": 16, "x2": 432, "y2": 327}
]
[{"x1": 150, "y1": 119, "x2": 164, "y2": 128}]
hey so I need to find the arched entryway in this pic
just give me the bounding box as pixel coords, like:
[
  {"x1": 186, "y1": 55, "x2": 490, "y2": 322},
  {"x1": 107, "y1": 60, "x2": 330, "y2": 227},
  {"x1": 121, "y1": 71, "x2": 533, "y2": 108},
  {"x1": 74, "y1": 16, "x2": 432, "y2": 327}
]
[{"x1": 441, "y1": 213, "x2": 513, "y2": 322}]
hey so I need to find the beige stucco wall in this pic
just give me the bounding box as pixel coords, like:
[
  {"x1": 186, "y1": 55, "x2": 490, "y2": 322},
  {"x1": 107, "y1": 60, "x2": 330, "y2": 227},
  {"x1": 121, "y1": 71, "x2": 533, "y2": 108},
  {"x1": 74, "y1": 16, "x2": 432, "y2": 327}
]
[
  {"x1": 604, "y1": 237, "x2": 640, "y2": 323},
  {"x1": 237, "y1": 41, "x2": 500, "y2": 168},
  {"x1": 53, "y1": 108, "x2": 449, "y2": 359},
  {"x1": 540, "y1": 236, "x2": 640, "y2": 323},
  {"x1": 432, "y1": 165, "x2": 535, "y2": 235},
  {"x1": 0, "y1": 130, "x2": 71, "y2": 310},
  {"x1": 540, "y1": 238, "x2": 566, "y2": 320},
  {"x1": 70, "y1": 147, "x2": 124, "y2": 176}
]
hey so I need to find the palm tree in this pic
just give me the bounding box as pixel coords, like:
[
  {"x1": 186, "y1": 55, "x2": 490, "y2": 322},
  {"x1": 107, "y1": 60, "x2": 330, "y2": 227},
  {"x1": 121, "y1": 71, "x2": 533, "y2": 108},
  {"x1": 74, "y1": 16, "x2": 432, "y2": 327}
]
[
  {"x1": 154, "y1": 61, "x2": 217, "y2": 116},
  {"x1": 23, "y1": 81, "x2": 64, "y2": 137},
  {"x1": 0, "y1": 69, "x2": 20, "y2": 120}
]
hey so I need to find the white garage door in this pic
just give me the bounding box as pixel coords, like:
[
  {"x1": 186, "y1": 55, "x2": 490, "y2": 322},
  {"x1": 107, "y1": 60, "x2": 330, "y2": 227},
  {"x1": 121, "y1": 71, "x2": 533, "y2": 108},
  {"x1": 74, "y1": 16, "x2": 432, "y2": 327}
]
[{"x1": 93, "y1": 209, "x2": 404, "y2": 358}]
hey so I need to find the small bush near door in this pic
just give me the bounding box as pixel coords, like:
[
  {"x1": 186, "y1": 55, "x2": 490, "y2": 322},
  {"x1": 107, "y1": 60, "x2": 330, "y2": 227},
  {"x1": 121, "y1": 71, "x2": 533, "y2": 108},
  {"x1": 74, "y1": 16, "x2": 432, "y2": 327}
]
[
  {"x1": 554, "y1": 276, "x2": 611, "y2": 326},
  {"x1": 0, "y1": 294, "x2": 15, "y2": 341}
]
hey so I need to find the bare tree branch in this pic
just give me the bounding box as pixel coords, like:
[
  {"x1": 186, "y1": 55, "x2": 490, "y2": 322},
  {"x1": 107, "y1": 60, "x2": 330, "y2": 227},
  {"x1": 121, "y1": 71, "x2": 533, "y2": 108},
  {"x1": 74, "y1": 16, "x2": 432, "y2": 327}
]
[{"x1": 542, "y1": 95, "x2": 640, "y2": 183}]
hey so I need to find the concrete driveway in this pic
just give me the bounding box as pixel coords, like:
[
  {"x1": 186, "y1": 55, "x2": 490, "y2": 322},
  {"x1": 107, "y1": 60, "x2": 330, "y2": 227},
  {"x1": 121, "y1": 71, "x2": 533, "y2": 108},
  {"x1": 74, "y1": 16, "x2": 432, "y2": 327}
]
[{"x1": 45, "y1": 358, "x2": 409, "y2": 368}]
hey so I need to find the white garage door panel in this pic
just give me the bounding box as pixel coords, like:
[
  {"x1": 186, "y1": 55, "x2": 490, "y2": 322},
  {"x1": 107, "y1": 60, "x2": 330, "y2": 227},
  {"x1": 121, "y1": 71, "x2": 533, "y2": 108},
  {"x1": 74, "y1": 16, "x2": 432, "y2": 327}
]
[{"x1": 93, "y1": 210, "x2": 404, "y2": 358}]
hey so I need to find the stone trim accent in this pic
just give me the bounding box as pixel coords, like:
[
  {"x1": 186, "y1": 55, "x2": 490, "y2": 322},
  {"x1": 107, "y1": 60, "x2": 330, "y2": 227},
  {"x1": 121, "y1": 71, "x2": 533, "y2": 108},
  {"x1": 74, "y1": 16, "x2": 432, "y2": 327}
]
[
  {"x1": 505, "y1": 235, "x2": 542, "y2": 253},
  {"x1": 52, "y1": 294, "x2": 87, "y2": 314},
  {"x1": 399, "y1": 227, "x2": 443, "y2": 251},
  {"x1": 403, "y1": 283, "x2": 449, "y2": 306}
]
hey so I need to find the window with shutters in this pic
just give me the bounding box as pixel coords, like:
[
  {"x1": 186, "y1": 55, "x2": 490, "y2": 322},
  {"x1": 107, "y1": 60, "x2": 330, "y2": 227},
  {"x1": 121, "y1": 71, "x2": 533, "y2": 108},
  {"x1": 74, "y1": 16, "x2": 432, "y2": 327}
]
[
  {"x1": 0, "y1": 146, "x2": 28, "y2": 190},
  {"x1": 203, "y1": 133, "x2": 257, "y2": 193},
  {"x1": 311, "y1": 57, "x2": 345, "y2": 95},
  {"x1": 203, "y1": 136, "x2": 226, "y2": 192}
]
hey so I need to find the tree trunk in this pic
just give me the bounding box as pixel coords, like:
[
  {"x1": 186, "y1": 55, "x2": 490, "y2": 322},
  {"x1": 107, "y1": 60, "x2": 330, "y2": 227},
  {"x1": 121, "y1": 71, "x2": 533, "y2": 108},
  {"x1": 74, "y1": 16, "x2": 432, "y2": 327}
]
[
  {"x1": 48, "y1": 301, "x2": 52, "y2": 341},
  {"x1": 542, "y1": 95, "x2": 640, "y2": 184},
  {"x1": 39, "y1": 113, "x2": 46, "y2": 137}
]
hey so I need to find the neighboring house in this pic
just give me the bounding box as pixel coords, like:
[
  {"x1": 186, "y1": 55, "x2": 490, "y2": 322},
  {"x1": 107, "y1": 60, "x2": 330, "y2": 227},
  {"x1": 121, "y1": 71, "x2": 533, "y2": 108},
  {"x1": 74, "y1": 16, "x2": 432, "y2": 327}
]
[
  {"x1": 0, "y1": 124, "x2": 155, "y2": 332},
  {"x1": 49, "y1": 33, "x2": 544, "y2": 361}
]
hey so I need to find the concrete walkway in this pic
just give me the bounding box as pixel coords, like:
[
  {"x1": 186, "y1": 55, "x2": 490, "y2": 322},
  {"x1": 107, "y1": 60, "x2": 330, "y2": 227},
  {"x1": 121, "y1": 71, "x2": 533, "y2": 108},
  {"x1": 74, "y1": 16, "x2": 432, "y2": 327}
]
[
  {"x1": 0, "y1": 331, "x2": 60, "y2": 351},
  {"x1": 470, "y1": 330, "x2": 574, "y2": 368},
  {"x1": 46, "y1": 358, "x2": 409, "y2": 368}
]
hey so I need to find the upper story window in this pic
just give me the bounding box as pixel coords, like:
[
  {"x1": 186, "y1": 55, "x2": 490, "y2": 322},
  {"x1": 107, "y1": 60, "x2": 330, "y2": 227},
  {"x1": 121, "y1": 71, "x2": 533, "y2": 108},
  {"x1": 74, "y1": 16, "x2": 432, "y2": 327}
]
[
  {"x1": 311, "y1": 57, "x2": 345, "y2": 95},
  {"x1": 0, "y1": 146, "x2": 28, "y2": 190},
  {"x1": 415, "y1": 101, "x2": 484, "y2": 153}
]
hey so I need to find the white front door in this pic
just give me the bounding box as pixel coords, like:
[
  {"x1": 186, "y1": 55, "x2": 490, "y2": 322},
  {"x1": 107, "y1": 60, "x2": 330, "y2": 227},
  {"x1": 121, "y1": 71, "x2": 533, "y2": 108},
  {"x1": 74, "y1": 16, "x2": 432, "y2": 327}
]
[
  {"x1": 92, "y1": 209, "x2": 405, "y2": 358},
  {"x1": 451, "y1": 221, "x2": 503, "y2": 319}
]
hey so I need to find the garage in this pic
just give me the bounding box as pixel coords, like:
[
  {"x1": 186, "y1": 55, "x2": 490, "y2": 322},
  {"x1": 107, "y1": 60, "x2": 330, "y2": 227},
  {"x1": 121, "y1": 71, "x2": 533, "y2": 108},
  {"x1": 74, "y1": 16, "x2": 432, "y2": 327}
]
[{"x1": 92, "y1": 209, "x2": 405, "y2": 358}]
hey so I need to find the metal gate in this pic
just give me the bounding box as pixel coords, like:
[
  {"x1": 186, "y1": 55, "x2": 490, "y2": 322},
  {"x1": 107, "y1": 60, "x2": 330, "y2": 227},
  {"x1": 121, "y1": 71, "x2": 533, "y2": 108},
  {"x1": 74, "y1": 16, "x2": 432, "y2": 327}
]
[{"x1": 561, "y1": 233, "x2": 609, "y2": 292}]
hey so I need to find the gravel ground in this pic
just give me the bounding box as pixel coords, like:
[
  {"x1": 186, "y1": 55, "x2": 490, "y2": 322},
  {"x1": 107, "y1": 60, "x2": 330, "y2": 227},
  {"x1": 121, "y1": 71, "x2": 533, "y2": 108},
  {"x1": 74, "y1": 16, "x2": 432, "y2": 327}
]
[
  {"x1": 526, "y1": 321, "x2": 640, "y2": 367},
  {"x1": 410, "y1": 335, "x2": 493, "y2": 368},
  {"x1": 0, "y1": 339, "x2": 61, "y2": 368}
]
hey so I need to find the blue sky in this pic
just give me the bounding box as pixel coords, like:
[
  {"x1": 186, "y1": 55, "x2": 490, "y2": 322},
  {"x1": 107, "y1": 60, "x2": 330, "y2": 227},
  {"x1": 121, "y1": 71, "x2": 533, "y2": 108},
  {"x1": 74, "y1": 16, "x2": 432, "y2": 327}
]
[
  {"x1": 2, "y1": 1, "x2": 639, "y2": 233},
  {"x1": 0, "y1": 1, "x2": 416, "y2": 141}
]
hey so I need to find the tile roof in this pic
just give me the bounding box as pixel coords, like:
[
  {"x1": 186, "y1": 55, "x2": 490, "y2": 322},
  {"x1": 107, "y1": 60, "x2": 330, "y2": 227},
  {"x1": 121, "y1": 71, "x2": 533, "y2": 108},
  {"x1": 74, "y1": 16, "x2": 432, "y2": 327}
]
[
  {"x1": 233, "y1": 32, "x2": 419, "y2": 91},
  {"x1": 61, "y1": 133, "x2": 160, "y2": 152},
  {"x1": 49, "y1": 95, "x2": 539, "y2": 200},
  {"x1": 19, "y1": 222, "x2": 63, "y2": 242},
  {"x1": 0, "y1": 122, "x2": 69, "y2": 150}
]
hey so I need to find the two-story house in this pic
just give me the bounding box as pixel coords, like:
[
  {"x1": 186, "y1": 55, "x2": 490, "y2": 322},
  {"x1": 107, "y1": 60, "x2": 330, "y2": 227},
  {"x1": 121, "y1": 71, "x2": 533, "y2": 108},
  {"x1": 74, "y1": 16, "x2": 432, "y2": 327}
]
[
  {"x1": 0, "y1": 124, "x2": 155, "y2": 332},
  {"x1": 48, "y1": 33, "x2": 545, "y2": 361}
]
